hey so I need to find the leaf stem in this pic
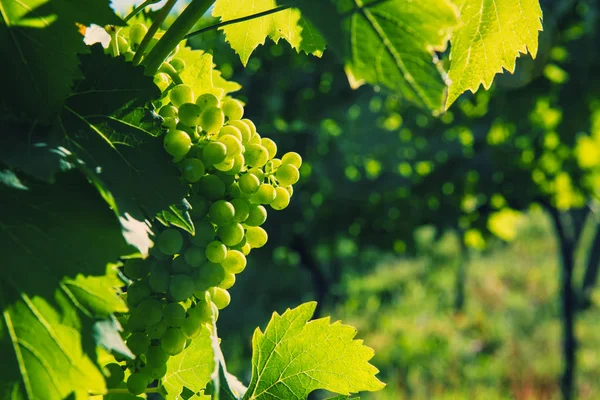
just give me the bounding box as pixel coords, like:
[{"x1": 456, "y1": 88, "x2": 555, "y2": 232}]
[
  {"x1": 132, "y1": 0, "x2": 179, "y2": 66},
  {"x1": 143, "y1": 0, "x2": 215, "y2": 75},
  {"x1": 123, "y1": 0, "x2": 162, "y2": 22},
  {"x1": 184, "y1": 4, "x2": 294, "y2": 40}
]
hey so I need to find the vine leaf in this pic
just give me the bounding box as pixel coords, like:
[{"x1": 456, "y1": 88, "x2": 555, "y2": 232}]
[
  {"x1": 0, "y1": 171, "x2": 133, "y2": 399},
  {"x1": 446, "y1": 0, "x2": 543, "y2": 107},
  {"x1": 156, "y1": 199, "x2": 195, "y2": 235},
  {"x1": 243, "y1": 302, "x2": 385, "y2": 399},
  {"x1": 0, "y1": 0, "x2": 122, "y2": 121},
  {"x1": 212, "y1": 0, "x2": 326, "y2": 66}
]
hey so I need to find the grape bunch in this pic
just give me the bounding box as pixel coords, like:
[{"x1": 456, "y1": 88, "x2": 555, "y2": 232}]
[{"x1": 103, "y1": 24, "x2": 302, "y2": 396}]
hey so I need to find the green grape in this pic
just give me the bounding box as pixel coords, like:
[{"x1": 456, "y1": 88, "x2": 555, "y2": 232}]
[
  {"x1": 162, "y1": 117, "x2": 177, "y2": 130},
  {"x1": 164, "y1": 129, "x2": 191, "y2": 159},
  {"x1": 284, "y1": 185, "x2": 293, "y2": 196},
  {"x1": 136, "y1": 299, "x2": 164, "y2": 326},
  {"x1": 219, "y1": 272, "x2": 236, "y2": 290},
  {"x1": 129, "y1": 23, "x2": 148, "y2": 46},
  {"x1": 126, "y1": 312, "x2": 146, "y2": 332},
  {"x1": 146, "y1": 362, "x2": 168, "y2": 380},
  {"x1": 188, "y1": 300, "x2": 212, "y2": 323},
  {"x1": 261, "y1": 138, "x2": 277, "y2": 159},
  {"x1": 229, "y1": 120, "x2": 252, "y2": 144},
  {"x1": 163, "y1": 302, "x2": 186, "y2": 327},
  {"x1": 171, "y1": 256, "x2": 192, "y2": 274},
  {"x1": 222, "y1": 99, "x2": 244, "y2": 120},
  {"x1": 252, "y1": 184, "x2": 276, "y2": 205},
  {"x1": 188, "y1": 195, "x2": 210, "y2": 218},
  {"x1": 178, "y1": 103, "x2": 202, "y2": 126},
  {"x1": 214, "y1": 157, "x2": 234, "y2": 172},
  {"x1": 231, "y1": 198, "x2": 250, "y2": 222},
  {"x1": 215, "y1": 171, "x2": 235, "y2": 186},
  {"x1": 241, "y1": 118, "x2": 257, "y2": 136},
  {"x1": 161, "y1": 327, "x2": 186, "y2": 355},
  {"x1": 170, "y1": 57, "x2": 185, "y2": 72},
  {"x1": 218, "y1": 135, "x2": 243, "y2": 158},
  {"x1": 271, "y1": 186, "x2": 291, "y2": 210},
  {"x1": 246, "y1": 226, "x2": 268, "y2": 248},
  {"x1": 154, "y1": 72, "x2": 170, "y2": 92},
  {"x1": 169, "y1": 275, "x2": 195, "y2": 301},
  {"x1": 127, "y1": 332, "x2": 150, "y2": 355},
  {"x1": 157, "y1": 228, "x2": 184, "y2": 256},
  {"x1": 146, "y1": 345, "x2": 169, "y2": 368},
  {"x1": 176, "y1": 122, "x2": 197, "y2": 140},
  {"x1": 228, "y1": 183, "x2": 241, "y2": 199},
  {"x1": 170, "y1": 84, "x2": 195, "y2": 107},
  {"x1": 202, "y1": 141, "x2": 227, "y2": 165},
  {"x1": 147, "y1": 319, "x2": 169, "y2": 339},
  {"x1": 219, "y1": 125, "x2": 242, "y2": 142},
  {"x1": 206, "y1": 241, "x2": 227, "y2": 263},
  {"x1": 210, "y1": 287, "x2": 231, "y2": 310},
  {"x1": 179, "y1": 158, "x2": 205, "y2": 183},
  {"x1": 248, "y1": 132, "x2": 261, "y2": 145},
  {"x1": 240, "y1": 242, "x2": 251, "y2": 256},
  {"x1": 248, "y1": 167, "x2": 265, "y2": 181},
  {"x1": 239, "y1": 173, "x2": 260, "y2": 194},
  {"x1": 196, "y1": 93, "x2": 220, "y2": 110},
  {"x1": 267, "y1": 158, "x2": 282, "y2": 172},
  {"x1": 127, "y1": 280, "x2": 151, "y2": 307},
  {"x1": 181, "y1": 315, "x2": 202, "y2": 338},
  {"x1": 149, "y1": 262, "x2": 170, "y2": 293},
  {"x1": 281, "y1": 151, "x2": 302, "y2": 168},
  {"x1": 190, "y1": 219, "x2": 216, "y2": 246},
  {"x1": 199, "y1": 106, "x2": 225, "y2": 133},
  {"x1": 159, "y1": 105, "x2": 178, "y2": 118},
  {"x1": 117, "y1": 36, "x2": 129, "y2": 54},
  {"x1": 276, "y1": 164, "x2": 300, "y2": 186},
  {"x1": 244, "y1": 144, "x2": 269, "y2": 168},
  {"x1": 124, "y1": 258, "x2": 148, "y2": 279},
  {"x1": 209, "y1": 200, "x2": 236, "y2": 226},
  {"x1": 127, "y1": 372, "x2": 150, "y2": 395},
  {"x1": 218, "y1": 223, "x2": 244, "y2": 246},
  {"x1": 193, "y1": 262, "x2": 225, "y2": 290},
  {"x1": 104, "y1": 363, "x2": 124, "y2": 389},
  {"x1": 196, "y1": 174, "x2": 226, "y2": 200},
  {"x1": 221, "y1": 250, "x2": 247, "y2": 274},
  {"x1": 245, "y1": 204, "x2": 267, "y2": 226},
  {"x1": 184, "y1": 246, "x2": 207, "y2": 267},
  {"x1": 227, "y1": 154, "x2": 245, "y2": 176}
]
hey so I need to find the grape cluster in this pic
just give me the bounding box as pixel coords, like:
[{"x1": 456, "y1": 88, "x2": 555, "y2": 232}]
[{"x1": 103, "y1": 24, "x2": 302, "y2": 396}]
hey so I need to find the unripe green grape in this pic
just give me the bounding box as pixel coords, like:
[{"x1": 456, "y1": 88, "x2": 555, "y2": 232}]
[
  {"x1": 161, "y1": 327, "x2": 186, "y2": 355},
  {"x1": 219, "y1": 125, "x2": 242, "y2": 142},
  {"x1": 202, "y1": 141, "x2": 227, "y2": 165},
  {"x1": 209, "y1": 200, "x2": 235, "y2": 226},
  {"x1": 213, "y1": 157, "x2": 234, "y2": 172},
  {"x1": 195, "y1": 93, "x2": 220, "y2": 110},
  {"x1": 215, "y1": 171, "x2": 235, "y2": 186},
  {"x1": 171, "y1": 256, "x2": 193, "y2": 274},
  {"x1": 246, "y1": 226, "x2": 268, "y2": 248},
  {"x1": 281, "y1": 151, "x2": 302, "y2": 168},
  {"x1": 126, "y1": 312, "x2": 146, "y2": 332},
  {"x1": 231, "y1": 198, "x2": 250, "y2": 222},
  {"x1": 129, "y1": 23, "x2": 148, "y2": 46},
  {"x1": 136, "y1": 299, "x2": 164, "y2": 326},
  {"x1": 276, "y1": 164, "x2": 300, "y2": 186},
  {"x1": 240, "y1": 242, "x2": 251, "y2": 255},
  {"x1": 184, "y1": 246, "x2": 207, "y2": 267},
  {"x1": 248, "y1": 167, "x2": 265, "y2": 181},
  {"x1": 124, "y1": 258, "x2": 149, "y2": 279},
  {"x1": 219, "y1": 272, "x2": 236, "y2": 290},
  {"x1": 181, "y1": 315, "x2": 202, "y2": 338},
  {"x1": 197, "y1": 174, "x2": 226, "y2": 201},
  {"x1": 162, "y1": 117, "x2": 177, "y2": 130},
  {"x1": 147, "y1": 319, "x2": 169, "y2": 339},
  {"x1": 244, "y1": 144, "x2": 269, "y2": 168},
  {"x1": 146, "y1": 345, "x2": 169, "y2": 368},
  {"x1": 193, "y1": 262, "x2": 225, "y2": 290},
  {"x1": 170, "y1": 84, "x2": 194, "y2": 107},
  {"x1": 188, "y1": 195, "x2": 210, "y2": 218},
  {"x1": 146, "y1": 362, "x2": 168, "y2": 380},
  {"x1": 248, "y1": 132, "x2": 261, "y2": 145},
  {"x1": 170, "y1": 58, "x2": 185, "y2": 72},
  {"x1": 284, "y1": 185, "x2": 293, "y2": 196},
  {"x1": 210, "y1": 287, "x2": 231, "y2": 310},
  {"x1": 227, "y1": 154, "x2": 245, "y2": 176},
  {"x1": 127, "y1": 280, "x2": 151, "y2": 307},
  {"x1": 178, "y1": 103, "x2": 202, "y2": 126},
  {"x1": 228, "y1": 182, "x2": 241, "y2": 199},
  {"x1": 163, "y1": 302, "x2": 186, "y2": 327},
  {"x1": 190, "y1": 219, "x2": 216, "y2": 246},
  {"x1": 206, "y1": 241, "x2": 227, "y2": 263},
  {"x1": 267, "y1": 158, "x2": 282, "y2": 172},
  {"x1": 239, "y1": 173, "x2": 260, "y2": 194},
  {"x1": 252, "y1": 184, "x2": 276, "y2": 205},
  {"x1": 157, "y1": 228, "x2": 184, "y2": 256},
  {"x1": 127, "y1": 372, "x2": 150, "y2": 395},
  {"x1": 271, "y1": 187, "x2": 291, "y2": 210},
  {"x1": 179, "y1": 158, "x2": 205, "y2": 183},
  {"x1": 199, "y1": 106, "x2": 224, "y2": 133},
  {"x1": 218, "y1": 223, "x2": 244, "y2": 246},
  {"x1": 221, "y1": 250, "x2": 247, "y2": 274},
  {"x1": 104, "y1": 363, "x2": 124, "y2": 389},
  {"x1": 176, "y1": 122, "x2": 196, "y2": 139},
  {"x1": 127, "y1": 332, "x2": 150, "y2": 355},
  {"x1": 188, "y1": 300, "x2": 212, "y2": 323},
  {"x1": 241, "y1": 118, "x2": 257, "y2": 135},
  {"x1": 245, "y1": 204, "x2": 267, "y2": 226},
  {"x1": 222, "y1": 99, "x2": 244, "y2": 120},
  {"x1": 218, "y1": 135, "x2": 243, "y2": 158},
  {"x1": 154, "y1": 72, "x2": 170, "y2": 92},
  {"x1": 261, "y1": 138, "x2": 277, "y2": 159},
  {"x1": 229, "y1": 120, "x2": 252, "y2": 144},
  {"x1": 164, "y1": 129, "x2": 191, "y2": 159},
  {"x1": 169, "y1": 275, "x2": 195, "y2": 301},
  {"x1": 117, "y1": 35, "x2": 129, "y2": 54},
  {"x1": 149, "y1": 262, "x2": 170, "y2": 293},
  {"x1": 159, "y1": 104, "x2": 178, "y2": 119}
]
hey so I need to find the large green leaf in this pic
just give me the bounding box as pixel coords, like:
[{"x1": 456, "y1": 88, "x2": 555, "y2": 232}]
[
  {"x1": 446, "y1": 0, "x2": 543, "y2": 107},
  {"x1": 243, "y1": 302, "x2": 385, "y2": 399},
  {"x1": 0, "y1": 0, "x2": 122, "y2": 121},
  {"x1": 0, "y1": 171, "x2": 132, "y2": 399},
  {"x1": 212, "y1": 0, "x2": 326, "y2": 66}
]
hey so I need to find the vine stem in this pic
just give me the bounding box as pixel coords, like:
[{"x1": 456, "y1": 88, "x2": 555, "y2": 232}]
[
  {"x1": 132, "y1": 0, "x2": 179, "y2": 66},
  {"x1": 184, "y1": 4, "x2": 293, "y2": 40},
  {"x1": 143, "y1": 0, "x2": 214, "y2": 75},
  {"x1": 123, "y1": 0, "x2": 162, "y2": 22}
]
